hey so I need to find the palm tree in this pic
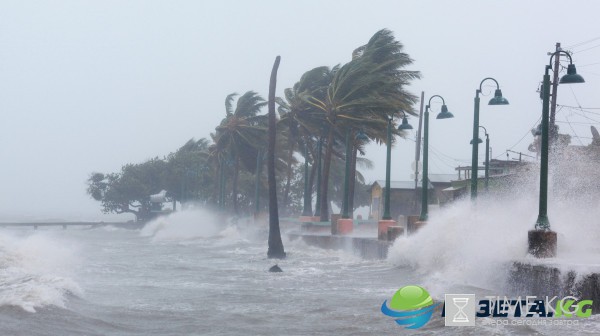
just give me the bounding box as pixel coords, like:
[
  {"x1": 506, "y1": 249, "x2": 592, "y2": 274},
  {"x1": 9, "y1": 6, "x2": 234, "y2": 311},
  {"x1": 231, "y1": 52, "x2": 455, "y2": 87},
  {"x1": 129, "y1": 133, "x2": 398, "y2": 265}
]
[
  {"x1": 267, "y1": 56, "x2": 285, "y2": 259},
  {"x1": 210, "y1": 91, "x2": 268, "y2": 215},
  {"x1": 277, "y1": 66, "x2": 338, "y2": 216},
  {"x1": 304, "y1": 29, "x2": 420, "y2": 221}
]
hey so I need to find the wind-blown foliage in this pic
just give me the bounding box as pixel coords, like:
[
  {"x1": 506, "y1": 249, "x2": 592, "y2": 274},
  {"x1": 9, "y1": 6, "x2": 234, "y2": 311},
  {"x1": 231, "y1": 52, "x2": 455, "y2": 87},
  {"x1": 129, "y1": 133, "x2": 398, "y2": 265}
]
[
  {"x1": 304, "y1": 29, "x2": 421, "y2": 220},
  {"x1": 210, "y1": 91, "x2": 268, "y2": 214}
]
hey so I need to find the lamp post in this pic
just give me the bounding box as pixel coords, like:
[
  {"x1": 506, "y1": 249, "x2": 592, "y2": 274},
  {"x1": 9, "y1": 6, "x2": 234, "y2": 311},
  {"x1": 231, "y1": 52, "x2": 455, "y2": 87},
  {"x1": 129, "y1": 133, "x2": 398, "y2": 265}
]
[
  {"x1": 529, "y1": 51, "x2": 584, "y2": 258},
  {"x1": 419, "y1": 96, "x2": 454, "y2": 222},
  {"x1": 470, "y1": 126, "x2": 490, "y2": 192},
  {"x1": 377, "y1": 115, "x2": 413, "y2": 240},
  {"x1": 482, "y1": 127, "x2": 490, "y2": 192},
  {"x1": 470, "y1": 78, "x2": 509, "y2": 200},
  {"x1": 382, "y1": 118, "x2": 394, "y2": 221}
]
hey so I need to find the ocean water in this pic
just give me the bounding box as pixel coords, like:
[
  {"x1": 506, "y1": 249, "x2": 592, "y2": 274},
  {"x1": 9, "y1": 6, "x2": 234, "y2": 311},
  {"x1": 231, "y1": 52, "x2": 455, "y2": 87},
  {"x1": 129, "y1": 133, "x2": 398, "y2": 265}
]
[{"x1": 1, "y1": 206, "x2": 600, "y2": 336}]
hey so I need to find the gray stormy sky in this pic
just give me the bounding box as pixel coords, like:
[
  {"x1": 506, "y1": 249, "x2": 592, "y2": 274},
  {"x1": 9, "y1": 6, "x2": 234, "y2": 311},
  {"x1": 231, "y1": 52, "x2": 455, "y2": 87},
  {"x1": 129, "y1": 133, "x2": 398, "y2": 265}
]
[{"x1": 0, "y1": 0, "x2": 598, "y2": 221}]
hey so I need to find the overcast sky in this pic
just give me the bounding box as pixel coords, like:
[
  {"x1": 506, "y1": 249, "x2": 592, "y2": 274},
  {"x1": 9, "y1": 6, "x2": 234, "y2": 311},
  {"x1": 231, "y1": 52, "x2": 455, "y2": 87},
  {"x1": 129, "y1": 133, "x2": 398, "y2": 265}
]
[{"x1": 1, "y1": 0, "x2": 598, "y2": 221}]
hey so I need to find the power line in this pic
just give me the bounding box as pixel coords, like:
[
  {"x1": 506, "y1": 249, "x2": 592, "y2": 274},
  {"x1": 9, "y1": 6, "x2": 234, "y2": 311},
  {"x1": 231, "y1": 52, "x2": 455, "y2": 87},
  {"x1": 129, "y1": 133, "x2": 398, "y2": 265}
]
[
  {"x1": 579, "y1": 62, "x2": 600, "y2": 68},
  {"x1": 564, "y1": 116, "x2": 584, "y2": 145},
  {"x1": 506, "y1": 115, "x2": 542, "y2": 151},
  {"x1": 566, "y1": 36, "x2": 600, "y2": 49},
  {"x1": 574, "y1": 43, "x2": 600, "y2": 54},
  {"x1": 557, "y1": 104, "x2": 600, "y2": 110},
  {"x1": 556, "y1": 120, "x2": 599, "y2": 125},
  {"x1": 571, "y1": 109, "x2": 600, "y2": 124},
  {"x1": 569, "y1": 85, "x2": 583, "y2": 108}
]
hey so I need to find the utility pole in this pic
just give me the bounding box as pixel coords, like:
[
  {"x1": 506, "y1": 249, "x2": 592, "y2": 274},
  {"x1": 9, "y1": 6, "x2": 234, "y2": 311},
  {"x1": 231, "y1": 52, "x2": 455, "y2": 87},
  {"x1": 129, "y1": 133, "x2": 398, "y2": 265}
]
[
  {"x1": 549, "y1": 42, "x2": 561, "y2": 142},
  {"x1": 413, "y1": 91, "x2": 424, "y2": 213}
]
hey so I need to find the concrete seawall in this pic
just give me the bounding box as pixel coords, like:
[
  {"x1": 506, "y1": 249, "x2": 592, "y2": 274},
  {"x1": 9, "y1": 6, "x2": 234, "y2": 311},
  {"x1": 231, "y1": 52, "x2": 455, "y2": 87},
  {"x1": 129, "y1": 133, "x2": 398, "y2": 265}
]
[
  {"x1": 288, "y1": 233, "x2": 390, "y2": 260},
  {"x1": 289, "y1": 232, "x2": 600, "y2": 314},
  {"x1": 508, "y1": 262, "x2": 600, "y2": 314}
]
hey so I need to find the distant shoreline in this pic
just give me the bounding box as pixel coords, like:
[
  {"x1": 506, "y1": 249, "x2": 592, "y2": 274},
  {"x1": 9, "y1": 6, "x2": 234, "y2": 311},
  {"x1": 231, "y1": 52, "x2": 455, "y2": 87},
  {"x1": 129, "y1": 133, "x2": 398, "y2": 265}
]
[{"x1": 0, "y1": 221, "x2": 144, "y2": 230}]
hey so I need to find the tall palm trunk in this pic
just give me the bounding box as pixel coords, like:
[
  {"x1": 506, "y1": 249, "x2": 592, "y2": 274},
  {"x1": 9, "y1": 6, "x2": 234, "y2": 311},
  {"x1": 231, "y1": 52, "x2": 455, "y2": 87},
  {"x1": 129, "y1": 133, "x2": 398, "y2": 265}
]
[
  {"x1": 232, "y1": 156, "x2": 240, "y2": 215},
  {"x1": 267, "y1": 56, "x2": 285, "y2": 259},
  {"x1": 319, "y1": 128, "x2": 335, "y2": 222},
  {"x1": 348, "y1": 144, "x2": 358, "y2": 219},
  {"x1": 306, "y1": 145, "x2": 316, "y2": 215},
  {"x1": 282, "y1": 140, "x2": 295, "y2": 215}
]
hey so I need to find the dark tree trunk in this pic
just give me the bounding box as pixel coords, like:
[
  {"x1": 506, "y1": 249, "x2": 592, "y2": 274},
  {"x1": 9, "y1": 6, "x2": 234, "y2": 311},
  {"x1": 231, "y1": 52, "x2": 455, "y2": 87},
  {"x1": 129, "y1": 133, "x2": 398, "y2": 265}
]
[
  {"x1": 306, "y1": 146, "x2": 316, "y2": 215},
  {"x1": 282, "y1": 140, "x2": 295, "y2": 216},
  {"x1": 348, "y1": 144, "x2": 358, "y2": 219},
  {"x1": 319, "y1": 128, "x2": 335, "y2": 222},
  {"x1": 212, "y1": 164, "x2": 219, "y2": 206},
  {"x1": 232, "y1": 157, "x2": 240, "y2": 215},
  {"x1": 267, "y1": 56, "x2": 286, "y2": 259}
]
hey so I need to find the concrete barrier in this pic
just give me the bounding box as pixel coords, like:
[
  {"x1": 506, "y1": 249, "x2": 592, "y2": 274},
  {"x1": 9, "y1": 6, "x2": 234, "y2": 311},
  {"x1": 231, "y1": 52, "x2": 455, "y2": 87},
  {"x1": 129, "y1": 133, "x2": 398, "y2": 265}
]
[
  {"x1": 387, "y1": 226, "x2": 404, "y2": 241},
  {"x1": 508, "y1": 262, "x2": 600, "y2": 314},
  {"x1": 288, "y1": 233, "x2": 390, "y2": 260}
]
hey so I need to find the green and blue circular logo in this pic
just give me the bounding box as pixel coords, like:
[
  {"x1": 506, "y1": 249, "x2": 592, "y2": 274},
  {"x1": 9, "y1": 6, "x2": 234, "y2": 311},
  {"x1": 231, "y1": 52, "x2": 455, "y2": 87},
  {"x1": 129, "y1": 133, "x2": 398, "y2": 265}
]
[{"x1": 381, "y1": 285, "x2": 440, "y2": 329}]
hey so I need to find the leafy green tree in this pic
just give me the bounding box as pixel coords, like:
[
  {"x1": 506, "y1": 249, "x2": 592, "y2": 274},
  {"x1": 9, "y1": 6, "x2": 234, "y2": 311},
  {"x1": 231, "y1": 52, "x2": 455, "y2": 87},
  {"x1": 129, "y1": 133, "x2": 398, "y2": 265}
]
[
  {"x1": 164, "y1": 138, "x2": 212, "y2": 207},
  {"x1": 87, "y1": 158, "x2": 168, "y2": 221},
  {"x1": 87, "y1": 138, "x2": 212, "y2": 220}
]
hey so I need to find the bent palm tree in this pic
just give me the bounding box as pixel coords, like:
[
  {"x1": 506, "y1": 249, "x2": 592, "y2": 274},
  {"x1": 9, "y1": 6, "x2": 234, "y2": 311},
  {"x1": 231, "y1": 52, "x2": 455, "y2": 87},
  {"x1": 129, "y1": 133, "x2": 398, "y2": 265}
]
[
  {"x1": 277, "y1": 66, "x2": 338, "y2": 216},
  {"x1": 210, "y1": 91, "x2": 267, "y2": 215},
  {"x1": 305, "y1": 29, "x2": 420, "y2": 221}
]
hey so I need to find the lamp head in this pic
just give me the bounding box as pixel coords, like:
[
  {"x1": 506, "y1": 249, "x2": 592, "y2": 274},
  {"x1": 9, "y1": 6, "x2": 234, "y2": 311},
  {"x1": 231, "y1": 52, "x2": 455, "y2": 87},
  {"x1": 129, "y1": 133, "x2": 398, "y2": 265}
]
[
  {"x1": 436, "y1": 104, "x2": 454, "y2": 119},
  {"x1": 470, "y1": 137, "x2": 483, "y2": 145},
  {"x1": 489, "y1": 89, "x2": 509, "y2": 105},
  {"x1": 398, "y1": 116, "x2": 414, "y2": 130},
  {"x1": 355, "y1": 130, "x2": 369, "y2": 141},
  {"x1": 559, "y1": 64, "x2": 585, "y2": 84}
]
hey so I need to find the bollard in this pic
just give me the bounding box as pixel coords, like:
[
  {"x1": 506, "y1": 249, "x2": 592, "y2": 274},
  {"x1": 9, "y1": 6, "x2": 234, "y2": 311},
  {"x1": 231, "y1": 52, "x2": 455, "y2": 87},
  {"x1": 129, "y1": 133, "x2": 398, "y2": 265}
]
[
  {"x1": 377, "y1": 219, "x2": 396, "y2": 240},
  {"x1": 337, "y1": 218, "x2": 353, "y2": 235},
  {"x1": 387, "y1": 226, "x2": 404, "y2": 241},
  {"x1": 330, "y1": 214, "x2": 341, "y2": 235},
  {"x1": 528, "y1": 230, "x2": 557, "y2": 258},
  {"x1": 406, "y1": 215, "x2": 420, "y2": 235}
]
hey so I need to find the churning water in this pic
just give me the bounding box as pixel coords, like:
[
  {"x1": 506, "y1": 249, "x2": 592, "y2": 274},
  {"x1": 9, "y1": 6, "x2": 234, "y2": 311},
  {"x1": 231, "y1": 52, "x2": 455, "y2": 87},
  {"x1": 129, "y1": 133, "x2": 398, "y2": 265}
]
[{"x1": 1, "y1": 198, "x2": 600, "y2": 335}]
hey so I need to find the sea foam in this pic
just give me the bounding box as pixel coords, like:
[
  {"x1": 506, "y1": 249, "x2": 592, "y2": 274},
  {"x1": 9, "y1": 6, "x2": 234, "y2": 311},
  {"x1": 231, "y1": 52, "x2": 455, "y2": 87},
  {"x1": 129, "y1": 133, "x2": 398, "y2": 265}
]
[{"x1": 0, "y1": 231, "x2": 81, "y2": 312}]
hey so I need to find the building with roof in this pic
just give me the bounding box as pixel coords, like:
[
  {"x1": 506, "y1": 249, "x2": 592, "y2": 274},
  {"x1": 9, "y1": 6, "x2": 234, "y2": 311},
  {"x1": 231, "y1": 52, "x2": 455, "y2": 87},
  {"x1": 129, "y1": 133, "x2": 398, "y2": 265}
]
[{"x1": 369, "y1": 175, "x2": 454, "y2": 220}]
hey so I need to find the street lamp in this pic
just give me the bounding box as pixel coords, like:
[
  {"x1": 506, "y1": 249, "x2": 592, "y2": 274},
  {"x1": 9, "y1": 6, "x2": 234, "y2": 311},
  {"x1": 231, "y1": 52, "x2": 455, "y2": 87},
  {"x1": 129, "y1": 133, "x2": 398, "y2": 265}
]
[
  {"x1": 470, "y1": 78, "x2": 509, "y2": 200},
  {"x1": 529, "y1": 50, "x2": 584, "y2": 258},
  {"x1": 377, "y1": 114, "x2": 413, "y2": 240},
  {"x1": 382, "y1": 118, "x2": 394, "y2": 221},
  {"x1": 470, "y1": 126, "x2": 490, "y2": 192},
  {"x1": 380, "y1": 116, "x2": 413, "y2": 221},
  {"x1": 419, "y1": 96, "x2": 454, "y2": 222}
]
